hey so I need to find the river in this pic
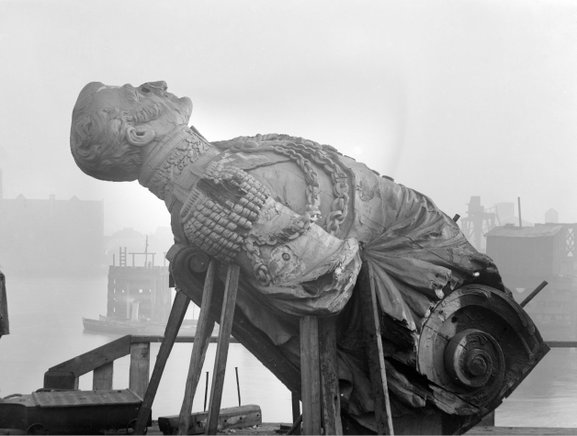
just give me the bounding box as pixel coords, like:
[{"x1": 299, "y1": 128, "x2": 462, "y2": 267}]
[{"x1": 1, "y1": 275, "x2": 576, "y2": 427}]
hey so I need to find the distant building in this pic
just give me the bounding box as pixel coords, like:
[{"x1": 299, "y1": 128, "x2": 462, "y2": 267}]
[
  {"x1": 487, "y1": 223, "x2": 577, "y2": 289},
  {"x1": 0, "y1": 194, "x2": 105, "y2": 275},
  {"x1": 486, "y1": 222, "x2": 577, "y2": 339},
  {"x1": 459, "y1": 196, "x2": 497, "y2": 252}
]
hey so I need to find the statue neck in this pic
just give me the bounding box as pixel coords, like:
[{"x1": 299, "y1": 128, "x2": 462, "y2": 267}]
[{"x1": 138, "y1": 126, "x2": 216, "y2": 200}]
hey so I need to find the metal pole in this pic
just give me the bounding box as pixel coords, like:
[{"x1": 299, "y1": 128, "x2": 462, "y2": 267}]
[
  {"x1": 518, "y1": 197, "x2": 522, "y2": 228},
  {"x1": 235, "y1": 366, "x2": 242, "y2": 407},
  {"x1": 204, "y1": 371, "x2": 209, "y2": 412},
  {"x1": 520, "y1": 280, "x2": 548, "y2": 308}
]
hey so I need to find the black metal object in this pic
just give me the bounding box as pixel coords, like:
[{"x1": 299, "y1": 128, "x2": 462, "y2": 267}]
[
  {"x1": 0, "y1": 389, "x2": 146, "y2": 435},
  {"x1": 0, "y1": 269, "x2": 8, "y2": 337},
  {"x1": 235, "y1": 367, "x2": 242, "y2": 407}
]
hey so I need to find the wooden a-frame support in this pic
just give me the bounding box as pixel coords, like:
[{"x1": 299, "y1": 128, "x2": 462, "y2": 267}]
[
  {"x1": 134, "y1": 259, "x2": 394, "y2": 435},
  {"x1": 134, "y1": 260, "x2": 240, "y2": 435},
  {"x1": 359, "y1": 263, "x2": 395, "y2": 435},
  {"x1": 297, "y1": 262, "x2": 394, "y2": 435}
]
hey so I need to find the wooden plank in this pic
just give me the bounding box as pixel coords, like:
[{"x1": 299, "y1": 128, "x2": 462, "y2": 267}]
[
  {"x1": 129, "y1": 342, "x2": 150, "y2": 398},
  {"x1": 134, "y1": 290, "x2": 191, "y2": 434},
  {"x1": 206, "y1": 264, "x2": 241, "y2": 435},
  {"x1": 93, "y1": 362, "x2": 114, "y2": 391},
  {"x1": 300, "y1": 316, "x2": 321, "y2": 436},
  {"x1": 170, "y1": 247, "x2": 301, "y2": 396},
  {"x1": 359, "y1": 264, "x2": 394, "y2": 435},
  {"x1": 291, "y1": 391, "x2": 301, "y2": 428},
  {"x1": 546, "y1": 341, "x2": 577, "y2": 348},
  {"x1": 44, "y1": 335, "x2": 132, "y2": 381},
  {"x1": 319, "y1": 317, "x2": 343, "y2": 435},
  {"x1": 178, "y1": 260, "x2": 218, "y2": 435},
  {"x1": 158, "y1": 405, "x2": 262, "y2": 435}
]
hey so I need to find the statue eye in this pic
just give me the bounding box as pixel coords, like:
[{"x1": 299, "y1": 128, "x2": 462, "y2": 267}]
[{"x1": 140, "y1": 85, "x2": 151, "y2": 94}]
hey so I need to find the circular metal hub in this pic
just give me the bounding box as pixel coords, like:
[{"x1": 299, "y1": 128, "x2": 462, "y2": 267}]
[{"x1": 444, "y1": 329, "x2": 504, "y2": 388}]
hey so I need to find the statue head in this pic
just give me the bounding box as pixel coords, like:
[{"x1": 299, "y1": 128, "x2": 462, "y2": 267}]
[{"x1": 70, "y1": 81, "x2": 193, "y2": 181}]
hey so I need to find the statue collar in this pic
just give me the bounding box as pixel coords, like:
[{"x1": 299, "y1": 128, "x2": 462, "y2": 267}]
[{"x1": 138, "y1": 126, "x2": 216, "y2": 200}]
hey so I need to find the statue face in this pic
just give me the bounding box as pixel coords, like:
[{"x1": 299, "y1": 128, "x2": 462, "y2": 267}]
[
  {"x1": 71, "y1": 81, "x2": 193, "y2": 182},
  {"x1": 92, "y1": 81, "x2": 193, "y2": 136}
]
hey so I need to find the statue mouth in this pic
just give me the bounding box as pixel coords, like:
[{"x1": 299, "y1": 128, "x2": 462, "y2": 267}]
[
  {"x1": 161, "y1": 86, "x2": 193, "y2": 122},
  {"x1": 142, "y1": 81, "x2": 190, "y2": 109}
]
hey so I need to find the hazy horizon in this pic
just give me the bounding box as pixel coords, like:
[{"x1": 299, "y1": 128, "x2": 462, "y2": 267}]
[{"x1": 1, "y1": 0, "x2": 576, "y2": 234}]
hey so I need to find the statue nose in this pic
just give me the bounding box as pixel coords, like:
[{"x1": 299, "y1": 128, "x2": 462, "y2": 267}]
[{"x1": 145, "y1": 81, "x2": 167, "y2": 91}]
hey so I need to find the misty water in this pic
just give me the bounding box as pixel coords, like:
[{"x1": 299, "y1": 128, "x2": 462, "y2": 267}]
[{"x1": 1, "y1": 275, "x2": 577, "y2": 428}]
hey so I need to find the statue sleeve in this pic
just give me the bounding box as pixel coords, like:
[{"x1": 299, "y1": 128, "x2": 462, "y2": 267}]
[
  {"x1": 238, "y1": 197, "x2": 362, "y2": 317},
  {"x1": 175, "y1": 159, "x2": 361, "y2": 318}
]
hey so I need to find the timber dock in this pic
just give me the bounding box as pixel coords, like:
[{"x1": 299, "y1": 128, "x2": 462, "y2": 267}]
[
  {"x1": 1, "y1": 335, "x2": 577, "y2": 434},
  {"x1": 2, "y1": 241, "x2": 577, "y2": 434}
]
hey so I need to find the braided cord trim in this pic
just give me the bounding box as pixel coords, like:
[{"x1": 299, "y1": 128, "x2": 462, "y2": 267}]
[{"x1": 216, "y1": 134, "x2": 354, "y2": 236}]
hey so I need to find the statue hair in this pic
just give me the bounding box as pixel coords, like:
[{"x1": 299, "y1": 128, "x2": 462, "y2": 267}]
[{"x1": 70, "y1": 82, "x2": 144, "y2": 181}]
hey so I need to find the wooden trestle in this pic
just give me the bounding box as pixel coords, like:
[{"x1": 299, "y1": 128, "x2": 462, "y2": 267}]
[{"x1": 134, "y1": 251, "x2": 394, "y2": 435}]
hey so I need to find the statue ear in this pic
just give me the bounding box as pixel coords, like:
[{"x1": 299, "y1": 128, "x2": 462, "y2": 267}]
[{"x1": 126, "y1": 125, "x2": 155, "y2": 146}]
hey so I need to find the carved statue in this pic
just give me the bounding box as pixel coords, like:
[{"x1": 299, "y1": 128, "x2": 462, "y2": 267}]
[{"x1": 70, "y1": 81, "x2": 547, "y2": 434}]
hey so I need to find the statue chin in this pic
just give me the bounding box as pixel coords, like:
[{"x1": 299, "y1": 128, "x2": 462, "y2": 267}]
[
  {"x1": 76, "y1": 158, "x2": 142, "y2": 183},
  {"x1": 103, "y1": 172, "x2": 139, "y2": 182}
]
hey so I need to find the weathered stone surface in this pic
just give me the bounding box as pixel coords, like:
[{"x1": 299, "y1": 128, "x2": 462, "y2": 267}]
[{"x1": 70, "y1": 81, "x2": 548, "y2": 434}]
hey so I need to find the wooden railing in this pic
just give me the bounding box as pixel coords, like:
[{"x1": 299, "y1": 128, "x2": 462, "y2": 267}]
[
  {"x1": 544, "y1": 341, "x2": 577, "y2": 348},
  {"x1": 43, "y1": 335, "x2": 196, "y2": 397},
  {"x1": 42, "y1": 334, "x2": 575, "y2": 429}
]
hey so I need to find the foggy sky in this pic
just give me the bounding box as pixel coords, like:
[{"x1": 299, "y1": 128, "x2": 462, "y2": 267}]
[{"x1": 1, "y1": 0, "x2": 576, "y2": 234}]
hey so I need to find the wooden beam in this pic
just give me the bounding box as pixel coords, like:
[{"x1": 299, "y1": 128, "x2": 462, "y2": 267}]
[
  {"x1": 178, "y1": 260, "x2": 218, "y2": 435},
  {"x1": 300, "y1": 316, "x2": 321, "y2": 436},
  {"x1": 546, "y1": 341, "x2": 577, "y2": 348},
  {"x1": 319, "y1": 317, "x2": 343, "y2": 435},
  {"x1": 359, "y1": 264, "x2": 394, "y2": 435},
  {"x1": 170, "y1": 247, "x2": 301, "y2": 395},
  {"x1": 291, "y1": 392, "x2": 301, "y2": 429},
  {"x1": 93, "y1": 362, "x2": 113, "y2": 391},
  {"x1": 44, "y1": 335, "x2": 132, "y2": 382},
  {"x1": 129, "y1": 342, "x2": 150, "y2": 398},
  {"x1": 159, "y1": 405, "x2": 262, "y2": 435},
  {"x1": 134, "y1": 290, "x2": 191, "y2": 434},
  {"x1": 206, "y1": 264, "x2": 241, "y2": 435}
]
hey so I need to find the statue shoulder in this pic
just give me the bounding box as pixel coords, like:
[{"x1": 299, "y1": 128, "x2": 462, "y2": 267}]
[{"x1": 213, "y1": 133, "x2": 342, "y2": 158}]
